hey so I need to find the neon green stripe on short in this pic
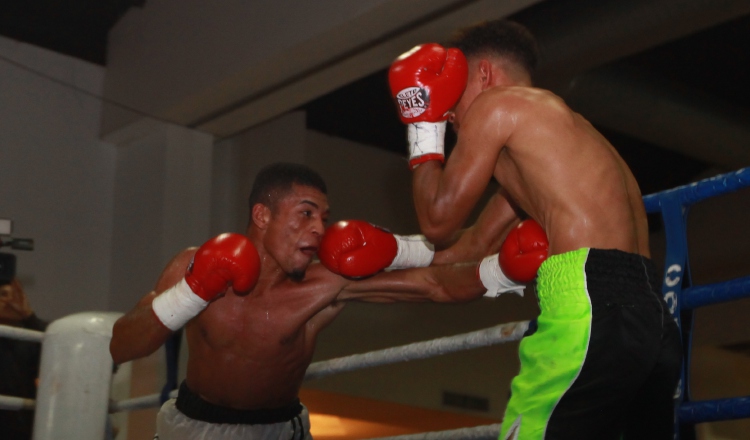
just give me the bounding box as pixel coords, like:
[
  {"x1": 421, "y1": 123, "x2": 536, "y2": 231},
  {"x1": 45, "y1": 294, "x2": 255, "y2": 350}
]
[{"x1": 499, "y1": 248, "x2": 593, "y2": 440}]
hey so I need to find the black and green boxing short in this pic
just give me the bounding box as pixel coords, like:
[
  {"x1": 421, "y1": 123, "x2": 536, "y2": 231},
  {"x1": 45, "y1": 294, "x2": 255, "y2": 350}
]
[{"x1": 499, "y1": 248, "x2": 682, "y2": 440}]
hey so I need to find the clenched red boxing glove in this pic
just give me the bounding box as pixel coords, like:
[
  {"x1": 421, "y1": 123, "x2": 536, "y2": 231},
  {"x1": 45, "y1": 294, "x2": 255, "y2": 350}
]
[
  {"x1": 319, "y1": 220, "x2": 434, "y2": 278},
  {"x1": 499, "y1": 219, "x2": 549, "y2": 283},
  {"x1": 152, "y1": 233, "x2": 260, "y2": 330},
  {"x1": 389, "y1": 43, "x2": 468, "y2": 169}
]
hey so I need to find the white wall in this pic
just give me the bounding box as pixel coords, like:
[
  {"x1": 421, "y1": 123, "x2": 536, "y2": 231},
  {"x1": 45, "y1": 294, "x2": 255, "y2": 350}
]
[
  {"x1": 0, "y1": 36, "x2": 115, "y2": 319},
  {"x1": 211, "y1": 112, "x2": 307, "y2": 235},
  {"x1": 105, "y1": 120, "x2": 214, "y2": 313}
]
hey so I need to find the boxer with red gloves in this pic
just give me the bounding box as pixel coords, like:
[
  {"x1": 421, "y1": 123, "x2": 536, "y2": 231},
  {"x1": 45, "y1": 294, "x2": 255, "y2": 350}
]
[
  {"x1": 318, "y1": 220, "x2": 434, "y2": 278},
  {"x1": 110, "y1": 163, "x2": 494, "y2": 440},
  {"x1": 151, "y1": 233, "x2": 260, "y2": 331},
  {"x1": 389, "y1": 43, "x2": 467, "y2": 170},
  {"x1": 388, "y1": 19, "x2": 681, "y2": 440}
]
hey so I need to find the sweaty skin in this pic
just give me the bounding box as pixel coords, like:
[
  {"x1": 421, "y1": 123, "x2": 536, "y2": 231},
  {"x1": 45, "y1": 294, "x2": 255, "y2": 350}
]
[
  {"x1": 412, "y1": 58, "x2": 649, "y2": 259},
  {"x1": 110, "y1": 184, "x2": 484, "y2": 411}
]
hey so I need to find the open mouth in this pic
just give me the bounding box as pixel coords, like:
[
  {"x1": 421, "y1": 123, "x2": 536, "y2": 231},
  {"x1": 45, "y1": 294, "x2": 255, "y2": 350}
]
[{"x1": 299, "y1": 246, "x2": 318, "y2": 257}]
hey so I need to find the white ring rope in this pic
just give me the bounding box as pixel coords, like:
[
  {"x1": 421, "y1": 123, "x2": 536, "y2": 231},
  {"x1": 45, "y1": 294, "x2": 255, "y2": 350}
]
[
  {"x1": 367, "y1": 424, "x2": 501, "y2": 440},
  {"x1": 0, "y1": 323, "x2": 44, "y2": 342},
  {"x1": 0, "y1": 324, "x2": 44, "y2": 410},
  {"x1": 110, "y1": 320, "x2": 530, "y2": 413},
  {"x1": 0, "y1": 394, "x2": 35, "y2": 411},
  {"x1": 304, "y1": 320, "x2": 530, "y2": 381}
]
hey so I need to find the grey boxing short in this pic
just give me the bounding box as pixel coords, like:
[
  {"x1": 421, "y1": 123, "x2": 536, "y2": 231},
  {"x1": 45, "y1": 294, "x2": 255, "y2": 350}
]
[{"x1": 155, "y1": 381, "x2": 312, "y2": 440}]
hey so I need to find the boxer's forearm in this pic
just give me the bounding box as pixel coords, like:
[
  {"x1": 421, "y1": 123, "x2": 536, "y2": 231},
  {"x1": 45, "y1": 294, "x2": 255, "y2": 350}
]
[
  {"x1": 434, "y1": 193, "x2": 521, "y2": 264},
  {"x1": 412, "y1": 161, "x2": 466, "y2": 245},
  {"x1": 338, "y1": 263, "x2": 484, "y2": 304},
  {"x1": 110, "y1": 295, "x2": 174, "y2": 365}
]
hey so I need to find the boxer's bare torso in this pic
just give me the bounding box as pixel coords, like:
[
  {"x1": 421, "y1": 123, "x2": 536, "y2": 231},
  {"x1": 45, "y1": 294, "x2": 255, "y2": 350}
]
[
  {"x1": 159, "y1": 250, "x2": 346, "y2": 409},
  {"x1": 414, "y1": 85, "x2": 649, "y2": 258}
]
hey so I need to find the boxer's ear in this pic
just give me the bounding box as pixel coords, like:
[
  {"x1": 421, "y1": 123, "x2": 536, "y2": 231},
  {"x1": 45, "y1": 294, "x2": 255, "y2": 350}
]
[
  {"x1": 251, "y1": 203, "x2": 271, "y2": 230},
  {"x1": 479, "y1": 59, "x2": 493, "y2": 90}
]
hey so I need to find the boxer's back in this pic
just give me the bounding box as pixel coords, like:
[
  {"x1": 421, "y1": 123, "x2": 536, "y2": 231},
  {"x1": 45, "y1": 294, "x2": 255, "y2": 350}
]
[{"x1": 487, "y1": 87, "x2": 649, "y2": 257}]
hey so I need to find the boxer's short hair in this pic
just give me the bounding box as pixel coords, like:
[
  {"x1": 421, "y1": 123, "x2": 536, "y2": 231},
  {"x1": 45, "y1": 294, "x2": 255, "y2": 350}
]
[
  {"x1": 248, "y1": 162, "x2": 327, "y2": 212},
  {"x1": 446, "y1": 19, "x2": 539, "y2": 76}
]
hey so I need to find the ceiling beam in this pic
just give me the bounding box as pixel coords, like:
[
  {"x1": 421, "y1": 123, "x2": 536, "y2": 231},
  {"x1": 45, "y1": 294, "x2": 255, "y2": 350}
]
[{"x1": 192, "y1": 0, "x2": 540, "y2": 137}]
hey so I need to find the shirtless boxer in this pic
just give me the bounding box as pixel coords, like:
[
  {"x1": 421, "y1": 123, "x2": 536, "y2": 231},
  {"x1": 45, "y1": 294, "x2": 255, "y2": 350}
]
[
  {"x1": 388, "y1": 20, "x2": 682, "y2": 440},
  {"x1": 110, "y1": 162, "x2": 545, "y2": 440}
]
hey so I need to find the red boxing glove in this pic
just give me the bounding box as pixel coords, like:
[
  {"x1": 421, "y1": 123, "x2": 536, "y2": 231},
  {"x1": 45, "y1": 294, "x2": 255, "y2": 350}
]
[
  {"x1": 152, "y1": 233, "x2": 261, "y2": 331},
  {"x1": 186, "y1": 233, "x2": 261, "y2": 300},
  {"x1": 389, "y1": 43, "x2": 468, "y2": 170},
  {"x1": 319, "y1": 220, "x2": 434, "y2": 278},
  {"x1": 389, "y1": 43, "x2": 468, "y2": 124},
  {"x1": 499, "y1": 220, "x2": 549, "y2": 283}
]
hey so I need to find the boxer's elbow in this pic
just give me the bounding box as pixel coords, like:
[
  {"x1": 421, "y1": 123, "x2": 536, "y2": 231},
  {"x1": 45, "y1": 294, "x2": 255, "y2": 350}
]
[
  {"x1": 419, "y1": 207, "x2": 464, "y2": 248},
  {"x1": 109, "y1": 336, "x2": 130, "y2": 366},
  {"x1": 420, "y1": 221, "x2": 458, "y2": 249},
  {"x1": 110, "y1": 320, "x2": 135, "y2": 365}
]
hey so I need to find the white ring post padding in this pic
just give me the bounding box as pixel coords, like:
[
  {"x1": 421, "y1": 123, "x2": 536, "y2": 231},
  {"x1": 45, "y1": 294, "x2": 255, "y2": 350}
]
[
  {"x1": 0, "y1": 323, "x2": 44, "y2": 342},
  {"x1": 304, "y1": 320, "x2": 530, "y2": 381},
  {"x1": 32, "y1": 312, "x2": 123, "y2": 440},
  {"x1": 0, "y1": 394, "x2": 35, "y2": 411},
  {"x1": 366, "y1": 424, "x2": 501, "y2": 440}
]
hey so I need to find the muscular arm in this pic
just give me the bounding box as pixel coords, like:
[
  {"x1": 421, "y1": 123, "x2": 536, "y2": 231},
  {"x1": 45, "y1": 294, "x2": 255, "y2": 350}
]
[
  {"x1": 110, "y1": 249, "x2": 194, "y2": 365},
  {"x1": 433, "y1": 189, "x2": 521, "y2": 264},
  {"x1": 336, "y1": 263, "x2": 485, "y2": 304},
  {"x1": 412, "y1": 93, "x2": 512, "y2": 246}
]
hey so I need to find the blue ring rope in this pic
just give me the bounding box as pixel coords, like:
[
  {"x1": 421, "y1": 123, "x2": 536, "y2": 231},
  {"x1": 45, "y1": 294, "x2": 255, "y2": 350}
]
[{"x1": 642, "y1": 167, "x2": 750, "y2": 437}]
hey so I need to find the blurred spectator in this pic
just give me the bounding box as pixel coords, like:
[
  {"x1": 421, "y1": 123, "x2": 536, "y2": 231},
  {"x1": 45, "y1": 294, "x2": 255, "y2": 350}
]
[{"x1": 0, "y1": 278, "x2": 48, "y2": 440}]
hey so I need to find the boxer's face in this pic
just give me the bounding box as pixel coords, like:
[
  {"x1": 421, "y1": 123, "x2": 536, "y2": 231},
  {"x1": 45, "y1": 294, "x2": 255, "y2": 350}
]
[{"x1": 266, "y1": 184, "x2": 329, "y2": 280}]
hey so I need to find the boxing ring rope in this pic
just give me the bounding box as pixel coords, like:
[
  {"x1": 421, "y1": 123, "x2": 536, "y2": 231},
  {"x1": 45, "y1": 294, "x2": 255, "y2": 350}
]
[
  {"x1": 0, "y1": 167, "x2": 746, "y2": 440},
  {"x1": 0, "y1": 325, "x2": 44, "y2": 411},
  {"x1": 0, "y1": 394, "x2": 36, "y2": 411},
  {"x1": 109, "y1": 320, "x2": 531, "y2": 413},
  {"x1": 304, "y1": 319, "x2": 530, "y2": 381},
  {"x1": 643, "y1": 167, "x2": 750, "y2": 438},
  {"x1": 0, "y1": 323, "x2": 45, "y2": 342}
]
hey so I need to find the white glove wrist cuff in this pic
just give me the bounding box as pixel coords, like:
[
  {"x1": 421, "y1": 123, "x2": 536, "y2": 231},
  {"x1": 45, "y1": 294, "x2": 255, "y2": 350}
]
[
  {"x1": 152, "y1": 278, "x2": 208, "y2": 331},
  {"x1": 388, "y1": 235, "x2": 435, "y2": 269},
  {"x1": 408, "y1": 121, "x2": 446, "y2": 162},
  {"x1": 478, "y1": 254, "x2": 525, "y2": 298}
]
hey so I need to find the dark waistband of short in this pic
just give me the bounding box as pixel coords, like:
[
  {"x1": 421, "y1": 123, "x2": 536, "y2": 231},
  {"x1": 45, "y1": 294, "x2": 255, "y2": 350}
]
[
  {"x1": 175, "y1": 381, "x2": 303, "y2": 425},
  {"x1": 584, "y1": 248, "x2": 660, "y2": 302},
  {"x1": 536, "y1": 248, "x2": 661, "y2": 309}
]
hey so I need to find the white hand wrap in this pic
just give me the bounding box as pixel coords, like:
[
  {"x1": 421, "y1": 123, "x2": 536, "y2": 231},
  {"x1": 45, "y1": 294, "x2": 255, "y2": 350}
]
[
  {"x1": 478, "y1": 254, "x2": 525, "y2": 298},
  {"x1": 387, "y1": 235, "x2": 435, "y2": 270},
  {"x1": 407, "y1": 121, "x2": 446, "y2": 167},
  {"x1": 151, "y1": 278, "x2": 208, "y2": 331}
]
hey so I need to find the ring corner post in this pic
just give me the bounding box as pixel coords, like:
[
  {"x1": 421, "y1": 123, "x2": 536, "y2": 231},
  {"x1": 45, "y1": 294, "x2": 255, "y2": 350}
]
[{"x1": 32, "y1": 312, "x2": 123, "y2": 440}]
